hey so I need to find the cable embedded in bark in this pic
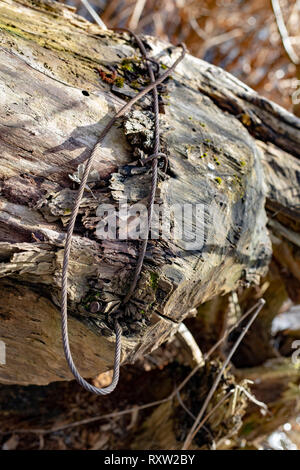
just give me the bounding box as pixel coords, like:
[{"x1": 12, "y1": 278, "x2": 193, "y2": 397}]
[{"x1": 60, "y1": 33, "x2": 186, "y2": 395}]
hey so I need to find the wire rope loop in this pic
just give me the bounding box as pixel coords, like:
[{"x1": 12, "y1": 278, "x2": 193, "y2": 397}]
[{"x1": 60, "y1": 31, "x2": 186, "y2": 396}]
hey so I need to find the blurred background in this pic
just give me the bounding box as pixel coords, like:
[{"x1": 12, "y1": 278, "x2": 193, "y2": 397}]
[{"x1": 66, "y1": 0, "x2": 300, "y2": 114}]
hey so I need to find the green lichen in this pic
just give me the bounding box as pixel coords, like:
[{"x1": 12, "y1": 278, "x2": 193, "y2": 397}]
[
  {"x1": 0, "y1": 21, "x2": 37, "y2": 41},
  {"x1": 0, "y1": 10, "x2": 109, "y2": 89},
  {"x1": 0, "y1": 21, "x2": 68, "y2": 53},
  {"x1": 241, "y1": 421, "x2": 255, "y2": 436},
  {"x1": 214, "y1": 156, "x2": 220, "y2": 165},
  {"x1": 215, "y1": 177, "x2": 222, "y2": 185},
  {"x1": 149, "y1": 272, "x2": 159, "y2": 290},
  {"x1": 233, "y1": 174, "x2": 242, "y2": 184},
  {"x1": 115, "y1": 76, "x2": 124, "y2": 88},
  {"x1": 121, "y1": 59, "x2": 134, "y2": 72},
  {"x1": 188, "y1": 117, "x2": 206, "y2": 128},
  {"x1": 161, "y1": 63, "x2": 168, "y2": 70},
  {"x1": 232, "y1": 174, "x2": 245, "y2": 199},
  {"x1": 240, "y1": 160, "x2": 246, "y2": 167}
]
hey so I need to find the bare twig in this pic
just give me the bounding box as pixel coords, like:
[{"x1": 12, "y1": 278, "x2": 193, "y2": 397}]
[
  {"x1": 182, "y1": 298, "x2": 266, "y2": 450},
  {"x1": 271, "y1": 0, "x2": 299, "y2": 64},
  {"x1": 0, "y1": 398, "x2": 171, "y2": 436},
  {"x1": 80, "y1": 0, "x2": 107, "y2": 30},
  {"x1": 177, "y1": 322, "x2": 205, "y2": 367},
  {"x1": 236, "y1": 381, "x2": 268, "y2": 412},
  {"x1": 176, "y1": 390, "x2": 196, "y2": 420},
  {"x1": 185, "y1": 390, "x2": 233, "y2": 449},
  {"x1": 128, "y1": 0, "x2": 147, "y2": 30},
  {"x1": 189, "y1": 18, "x2": 207, "y2": 40},
  {"x1": 173, "y1": 298, "x2": 265, "y2": 398}
]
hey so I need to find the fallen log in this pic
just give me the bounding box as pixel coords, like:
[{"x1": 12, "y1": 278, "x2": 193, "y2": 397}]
[{"x1": 0, "y1": 0, "x2": 299, "y2": 390}]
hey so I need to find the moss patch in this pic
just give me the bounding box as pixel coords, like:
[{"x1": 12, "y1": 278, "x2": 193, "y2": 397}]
[
  {"x1": 115, "y1": 76, "x2": 124, "y2": 88},
  {"x1": 121, "y1": 58, "x2": 135, "y2": 72},
  {"x1": 149, "y1": 272, "x2": 159, "y2": 290}
]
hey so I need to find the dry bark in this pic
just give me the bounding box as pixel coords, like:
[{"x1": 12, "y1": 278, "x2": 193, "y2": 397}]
[{"x1": 0, "y1": 0, "x2": 299, "y2": 391}]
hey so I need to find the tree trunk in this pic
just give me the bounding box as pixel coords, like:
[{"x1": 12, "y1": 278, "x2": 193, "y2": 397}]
[{"x1": 0, "y1": 0, "x2": 299, "y2": 422}]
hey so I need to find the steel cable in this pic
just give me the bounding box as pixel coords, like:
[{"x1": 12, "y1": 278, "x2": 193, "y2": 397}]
[{"x1": 61, "y1": 33, "x2": 186, "y2": 395}]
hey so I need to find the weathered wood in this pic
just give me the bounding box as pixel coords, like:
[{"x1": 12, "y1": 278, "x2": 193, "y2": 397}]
[{"x1": 0, "y1": 0, "x2": 299, "y2": 386}]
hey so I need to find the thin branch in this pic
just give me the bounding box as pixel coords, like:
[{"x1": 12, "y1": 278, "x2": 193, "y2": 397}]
[
  {"x1": 172, "y1": 298, "x2": 265, "y2": 398},
  {"x1": 176, "y1": 390, "x2": 196, "y2": 420},
  {"x1": 236, "y1": 381, "x2": 268, "y2": 412},
  {"x1": 81, "y1": 0, "x2": 107, "y2": 30},
  {"x1": 271, "y1": 0, "x2": 299, "y2": 64},
  {"x1": 185, "y1": 390, "x2": 233, "y2": 449},
  {"x1": 189, "y1": 18, "x2": 207, "y2": 40},
  {"x1": 182, "y1": 298, "x2": 266, "y2": 450},
  {"x1": 0, "y1": 398, "x2": 171, "y2": 436},
  {"x1": 128, "y1": 0, "x2": 147, "y2": 30},
  {"x1": 177, "y1": 322, "x2": 204, "y2": 367}
]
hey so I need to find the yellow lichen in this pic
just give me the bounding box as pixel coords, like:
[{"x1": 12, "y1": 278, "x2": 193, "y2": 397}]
[{"x1": 115, "y1": 76, "x2": 124, "y2": 88}]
